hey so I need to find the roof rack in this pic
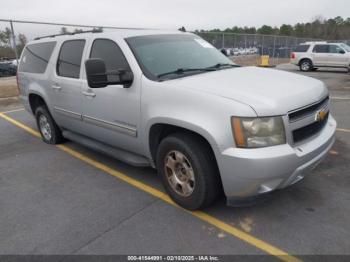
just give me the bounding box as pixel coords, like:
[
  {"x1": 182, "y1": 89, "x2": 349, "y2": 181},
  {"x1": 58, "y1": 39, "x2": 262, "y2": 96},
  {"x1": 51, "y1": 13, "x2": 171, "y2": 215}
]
[
  {"x1": 34, "y1": 28, "x2": 103, "y2": 40},
  {"x1": 303, "y1": 41, "x2": 327, "y2": 44}
]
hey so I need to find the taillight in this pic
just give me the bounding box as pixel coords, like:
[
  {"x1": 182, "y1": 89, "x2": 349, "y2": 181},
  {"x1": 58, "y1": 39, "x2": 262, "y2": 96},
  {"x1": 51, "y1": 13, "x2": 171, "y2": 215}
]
[{"x1": 291, "y1": 52, "x2": 295, "y2": 59}]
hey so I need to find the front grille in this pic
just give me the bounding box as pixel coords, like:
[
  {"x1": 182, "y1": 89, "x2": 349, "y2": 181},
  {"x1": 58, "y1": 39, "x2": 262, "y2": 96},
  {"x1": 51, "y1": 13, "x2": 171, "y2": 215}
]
[
  {"x1": 288, "y1": 96, "x2": 329, "y2": 122},
  {"x1": 292, "y1": 112, "x2": 329, "y2": 143}
]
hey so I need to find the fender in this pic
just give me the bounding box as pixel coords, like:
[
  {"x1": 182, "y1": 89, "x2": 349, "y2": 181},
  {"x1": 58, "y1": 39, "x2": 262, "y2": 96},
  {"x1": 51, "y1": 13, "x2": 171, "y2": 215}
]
[{"x1": 145, "y1": 117, "x2": 222, "y2": 160}]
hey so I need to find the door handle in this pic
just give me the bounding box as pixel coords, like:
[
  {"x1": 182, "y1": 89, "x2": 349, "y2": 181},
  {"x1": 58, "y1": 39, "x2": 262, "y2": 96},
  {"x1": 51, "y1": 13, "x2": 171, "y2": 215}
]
[
  {"x1": 82, "y1": 91, "x2": 96, "y2": 97},
  {"x1": 52, "y1": 83, "x2": 61, "y2": 90}
]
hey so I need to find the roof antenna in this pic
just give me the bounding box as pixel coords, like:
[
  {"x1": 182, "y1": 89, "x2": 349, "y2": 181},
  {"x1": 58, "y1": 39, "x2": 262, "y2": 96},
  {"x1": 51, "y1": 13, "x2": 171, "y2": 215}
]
[{"x1": 178, "y1": 26, "x2": 186, "y2": 32}]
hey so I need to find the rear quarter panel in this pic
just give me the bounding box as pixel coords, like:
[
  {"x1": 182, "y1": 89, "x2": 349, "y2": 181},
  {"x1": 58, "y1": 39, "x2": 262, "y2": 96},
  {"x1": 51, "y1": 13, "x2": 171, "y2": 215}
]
[{"x1": 17, "y1": 41, "x2": 59, "y2": 115}]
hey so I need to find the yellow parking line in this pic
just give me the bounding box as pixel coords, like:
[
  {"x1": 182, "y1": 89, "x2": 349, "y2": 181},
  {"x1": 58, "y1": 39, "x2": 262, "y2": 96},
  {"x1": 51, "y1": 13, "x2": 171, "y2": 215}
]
[
  {"x1": 0, "y1": 112, "x2": 41, "y2": 138},
  {"x1": 0, "y1": 112, "x2": 301, "y2": 262},
  {"x1": 337, "y1": 128, "x2": 350, "y2": 133}
]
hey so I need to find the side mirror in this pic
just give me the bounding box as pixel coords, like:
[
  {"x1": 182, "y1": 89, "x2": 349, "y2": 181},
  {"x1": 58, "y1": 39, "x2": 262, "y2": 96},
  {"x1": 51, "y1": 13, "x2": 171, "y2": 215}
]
[
  {"x1": 117, "y1": 69, "x2": 134, "y2": 88},
  {"x1": 339, "y1": 49, "x2": 345, "y2": 54},
  {"x1": 85, "y1": 58, "x2": 108, "y2": 88},
  {"x1": 85, "y1": 58, "x2": 134, "y2": 88}
]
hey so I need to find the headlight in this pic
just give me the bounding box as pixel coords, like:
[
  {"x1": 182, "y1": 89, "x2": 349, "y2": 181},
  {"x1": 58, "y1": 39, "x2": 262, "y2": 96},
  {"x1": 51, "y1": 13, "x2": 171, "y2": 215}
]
[{"x1": 231, "y1": 116, "x2": 286, "y2": 148}]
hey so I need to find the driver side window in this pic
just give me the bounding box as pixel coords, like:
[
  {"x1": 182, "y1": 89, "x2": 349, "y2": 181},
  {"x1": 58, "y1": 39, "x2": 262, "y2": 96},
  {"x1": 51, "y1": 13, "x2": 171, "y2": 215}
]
[
  {"x1": 329, "y1": 45, "x2": 344, "y2": 54},
  {"x1": 90, "y1": 39, "x2": 131, "y2": 82}
]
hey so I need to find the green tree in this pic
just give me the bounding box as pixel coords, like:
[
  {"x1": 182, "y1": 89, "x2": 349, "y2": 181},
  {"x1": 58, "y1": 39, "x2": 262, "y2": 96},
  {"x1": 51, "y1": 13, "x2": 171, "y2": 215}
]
[
  {"x1": 333, "y1": 16, "x2": 344, "y2": 25},
  {"x1": 17, "y1": 34, "x2": 27, "y2": 55},
  {"x1": 280, "y1": 24, "x2": 293, "y2": 36},
  {"x1": 196, "y1": 16, "x2": 350, "y2": 40},
  {"x1": 257, "y1": 25, "x2": 275, "y2": 35},
  {"x1": 294, "y1": 23, "x2": 304, "y2": 37},
  {"x1": 0, "y1": 27, "x2": 12, "y2": 46}
]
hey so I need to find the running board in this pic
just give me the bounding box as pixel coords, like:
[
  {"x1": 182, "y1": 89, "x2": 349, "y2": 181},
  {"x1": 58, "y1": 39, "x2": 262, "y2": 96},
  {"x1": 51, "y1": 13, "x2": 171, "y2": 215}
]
[{"x1": 62, "y1": 130, "x2": 150, "y2": 167}]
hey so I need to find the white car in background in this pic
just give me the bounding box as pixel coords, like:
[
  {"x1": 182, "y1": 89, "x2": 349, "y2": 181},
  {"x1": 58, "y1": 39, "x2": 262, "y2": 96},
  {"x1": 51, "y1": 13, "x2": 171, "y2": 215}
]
[
  {"x1": 249, "y1": 47, "x2": 255, "y2": 54},
  {"x1": 291, "y1": 41, "x2": 350, "y2": 72},
  {"x1": 11, "y1": 59, "x2": 18, "y2": 66},
  {"x1": 238, "y1": 48, "x2": 245, "y2": 55}
]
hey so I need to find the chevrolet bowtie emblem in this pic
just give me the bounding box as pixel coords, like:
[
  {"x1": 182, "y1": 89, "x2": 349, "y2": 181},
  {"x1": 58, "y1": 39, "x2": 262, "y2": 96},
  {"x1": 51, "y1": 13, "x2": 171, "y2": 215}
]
[{"x1": 315, "y1": 109, "x2": 328, "y2": 122}]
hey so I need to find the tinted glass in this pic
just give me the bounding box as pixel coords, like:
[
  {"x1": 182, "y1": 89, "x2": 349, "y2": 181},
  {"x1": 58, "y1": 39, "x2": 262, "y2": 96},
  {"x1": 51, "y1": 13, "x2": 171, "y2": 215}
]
[
  {"x1": 126, "y1": 34, "x2": 233, "y2": 81},
  {"x1": 313, "y1": 45, "x2": 329, "y2": 53},
  {"x1": 339, "y1": 43, "x2": 350, "y2": 52},
  {"x1": 19, "y1": 42, "x2": 56, "y2": 73},
  {"x1": 57, "y1": 40, "x2": 85, "y2": 78},
  {"x1": 329, "y1": 45, "x2": 344, "y2": 53},
  {"x1": 295, "y1": 45, "x2": 310, "y2": 52},
  {"x1": 90, "y1": 39, "x2": 130, "y2": 82}
]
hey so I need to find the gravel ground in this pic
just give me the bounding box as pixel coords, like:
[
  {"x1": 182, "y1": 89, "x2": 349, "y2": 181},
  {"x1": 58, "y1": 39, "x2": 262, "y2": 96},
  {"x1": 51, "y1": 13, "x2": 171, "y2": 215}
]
[{"x1": 0, "y1": 76, "x2": 18, "y2": 98}]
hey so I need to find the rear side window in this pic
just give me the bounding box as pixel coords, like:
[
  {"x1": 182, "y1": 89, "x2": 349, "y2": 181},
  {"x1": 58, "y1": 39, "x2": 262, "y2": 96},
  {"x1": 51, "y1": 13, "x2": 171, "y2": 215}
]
[
  {"x1": 89, "y1": 39, "x2": 130, "y2": 82},
  {"x1": 313, "y1": 45, "x2": 329, "y2": 53},
  {"x1": 294, "y1": 45, "x2": 310, "y2": 52},
  {"x1": 57, "y1": 40, "x2": 85, "y2": 78},
  {"x1": 19, "y1": 42, "x2": 56, "y2": 73}
]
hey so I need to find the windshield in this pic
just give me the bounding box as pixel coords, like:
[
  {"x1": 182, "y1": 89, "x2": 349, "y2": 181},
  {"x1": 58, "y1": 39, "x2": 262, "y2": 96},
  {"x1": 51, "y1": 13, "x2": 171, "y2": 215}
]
[
  {"x1": 339, "y1": 43, "x2": 350, "y2": 52},
  {"x1": 126, "y1": 34, "x2": 235, "y2": 81}
]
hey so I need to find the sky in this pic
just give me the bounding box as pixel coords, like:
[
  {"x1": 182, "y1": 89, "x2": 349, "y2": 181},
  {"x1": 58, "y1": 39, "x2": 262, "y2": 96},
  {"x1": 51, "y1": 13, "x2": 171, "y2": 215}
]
[{"x1": 1, "y1": 0, "x2": 350, "y2": 39}]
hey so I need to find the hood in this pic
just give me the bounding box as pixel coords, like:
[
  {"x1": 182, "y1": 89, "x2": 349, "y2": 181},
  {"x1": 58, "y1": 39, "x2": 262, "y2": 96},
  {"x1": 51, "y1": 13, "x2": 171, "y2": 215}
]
[{"x1": 168, "y1": 67, "x2": 328, "y2": 116}]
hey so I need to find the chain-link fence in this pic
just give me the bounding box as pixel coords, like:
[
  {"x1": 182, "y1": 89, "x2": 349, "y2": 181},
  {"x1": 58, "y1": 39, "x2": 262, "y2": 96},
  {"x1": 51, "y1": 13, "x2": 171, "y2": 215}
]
[
  {"x1": 197, "y1": 32, "x2": 322, "y2": 54},
  {"x1": 329, "y1": 39, "x2": 350, "y2": 45},
  {"x1": 196, "y1": 32, "x2": 329, "y2": 65}
]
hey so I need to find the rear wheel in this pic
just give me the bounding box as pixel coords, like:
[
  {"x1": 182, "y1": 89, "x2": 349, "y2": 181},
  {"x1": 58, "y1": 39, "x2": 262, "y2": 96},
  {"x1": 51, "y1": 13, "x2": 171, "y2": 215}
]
[
  {"x1": 299, "y1": 59, "x2": 313, "y2": 72},
  {"x1": 35, "y1": 106, "x2": 64, "y2": 144},
  {"x1": 156, "y1": 133, "x2": 221, "y2": 210}
]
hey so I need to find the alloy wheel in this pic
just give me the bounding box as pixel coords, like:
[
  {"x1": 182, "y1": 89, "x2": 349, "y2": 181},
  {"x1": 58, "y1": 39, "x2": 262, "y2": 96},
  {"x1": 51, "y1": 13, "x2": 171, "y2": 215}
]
[
  {"x1": 164, "y1": 150, "x2": 195, "y2": 197},
  {"x1": 39, "y1": 114, "x2": 52, "y2": 141}
]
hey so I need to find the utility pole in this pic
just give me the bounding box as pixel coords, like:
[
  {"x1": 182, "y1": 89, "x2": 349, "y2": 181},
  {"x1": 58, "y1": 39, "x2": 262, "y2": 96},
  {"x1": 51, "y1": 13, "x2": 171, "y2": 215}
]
[{"x1": 10, "y1": 20, "x2": 19, "y2": 64}]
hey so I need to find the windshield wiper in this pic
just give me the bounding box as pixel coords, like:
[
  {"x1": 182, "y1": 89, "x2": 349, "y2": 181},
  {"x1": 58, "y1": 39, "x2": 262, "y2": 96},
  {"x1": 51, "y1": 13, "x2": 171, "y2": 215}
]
[
  {"x1": 157, "y1": 64, "x2": 240, "y2": 79},
  {"x1": 157, "y1": 67, "x2": 216, "y2": 78},
  {"x1": 206, "y1": 63, "x2": 240, "y2": 69}
]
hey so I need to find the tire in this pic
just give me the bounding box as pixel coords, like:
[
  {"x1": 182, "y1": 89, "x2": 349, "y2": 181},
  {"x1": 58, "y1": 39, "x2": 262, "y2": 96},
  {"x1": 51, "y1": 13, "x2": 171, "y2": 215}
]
[
  {"x1": 35, "y1": 106, "x2": 64, "y2": 144},
  {"x1": 156, "y1": 133, "x2": 221, "y2": 210},
  {"x1": 299, "y1": 59, "x2": 313, "y2": 72},
  {"x1": 312, "y1": 68, "x2": 318, "y2": 71}
]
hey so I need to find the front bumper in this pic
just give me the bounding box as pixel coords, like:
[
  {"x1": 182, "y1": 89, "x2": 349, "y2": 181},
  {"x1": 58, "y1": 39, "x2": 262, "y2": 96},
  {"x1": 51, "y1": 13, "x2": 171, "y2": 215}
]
[{"x1": 217, "y1": 114, "x2": 336, "y2": 205}]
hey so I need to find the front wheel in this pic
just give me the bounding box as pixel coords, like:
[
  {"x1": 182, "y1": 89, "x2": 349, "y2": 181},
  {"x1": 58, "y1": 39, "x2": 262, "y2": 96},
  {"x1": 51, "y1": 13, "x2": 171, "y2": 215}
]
[{"x1": 156, "y1": 133, "x2": 221, "y2": 210}]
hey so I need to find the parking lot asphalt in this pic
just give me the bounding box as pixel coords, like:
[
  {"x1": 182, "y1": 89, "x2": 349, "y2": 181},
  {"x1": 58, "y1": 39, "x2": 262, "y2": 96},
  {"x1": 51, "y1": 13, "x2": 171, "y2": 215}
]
[{"x1": 0, "y1": 65, "x2": 349, "y2": 260}]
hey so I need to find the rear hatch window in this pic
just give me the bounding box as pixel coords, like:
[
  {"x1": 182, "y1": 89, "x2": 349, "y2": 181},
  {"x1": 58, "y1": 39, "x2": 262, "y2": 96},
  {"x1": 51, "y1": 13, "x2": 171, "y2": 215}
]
[
  {"x1": 19, "y1": 41, "x2": 56, "y2": 73},
  {"x1": 294, "y1": 45, "x2": 310, "y2": 53}
]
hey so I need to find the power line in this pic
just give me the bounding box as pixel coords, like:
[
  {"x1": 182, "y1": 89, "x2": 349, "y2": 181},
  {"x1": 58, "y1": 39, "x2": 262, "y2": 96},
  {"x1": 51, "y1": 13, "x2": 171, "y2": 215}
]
[{"x1": 0, "y1": 18, "x2": 159, "y2": 30}]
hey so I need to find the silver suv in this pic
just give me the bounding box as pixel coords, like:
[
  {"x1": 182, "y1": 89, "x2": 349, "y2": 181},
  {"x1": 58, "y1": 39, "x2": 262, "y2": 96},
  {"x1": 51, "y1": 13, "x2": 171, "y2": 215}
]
[
  {"x1": 17, "y1": 30, "x2": 336, "y2": 210},
  {"x1": 291, "y1": 41, "x2": 350, "y2": 72}
]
